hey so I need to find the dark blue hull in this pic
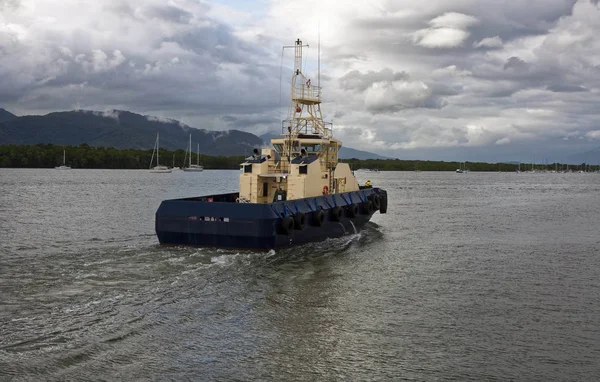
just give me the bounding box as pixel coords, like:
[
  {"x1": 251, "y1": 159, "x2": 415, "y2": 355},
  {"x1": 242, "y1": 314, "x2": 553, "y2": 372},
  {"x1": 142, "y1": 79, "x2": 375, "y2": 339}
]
[{"x1": 156, "y1": 188, "x2": 387, "y2": 250}]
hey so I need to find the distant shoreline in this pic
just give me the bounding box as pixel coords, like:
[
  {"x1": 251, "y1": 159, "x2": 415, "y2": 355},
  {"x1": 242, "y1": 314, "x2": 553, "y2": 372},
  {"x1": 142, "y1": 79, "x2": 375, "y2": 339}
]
[{"x1": 1, "y1": 144, "x2": 597, "y2": 172}]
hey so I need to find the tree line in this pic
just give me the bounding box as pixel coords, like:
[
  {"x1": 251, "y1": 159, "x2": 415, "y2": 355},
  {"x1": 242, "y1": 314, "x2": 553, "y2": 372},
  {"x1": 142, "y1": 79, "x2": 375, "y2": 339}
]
[
  {"x1": 0, "y1": 144, "x2": 244, "y2": 169},
  {"x1": 340, "y1": 158, "x2": 598, "y2": 172},
  {"x1": 0, "y1": 144, "x2": 596, "y2": 172}
]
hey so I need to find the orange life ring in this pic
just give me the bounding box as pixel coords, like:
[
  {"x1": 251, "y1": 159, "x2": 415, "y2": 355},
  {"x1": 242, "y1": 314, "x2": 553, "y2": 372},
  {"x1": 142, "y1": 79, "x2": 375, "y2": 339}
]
[{"x1": 322, "y1": 185, "x2": 329, "y2": 195}]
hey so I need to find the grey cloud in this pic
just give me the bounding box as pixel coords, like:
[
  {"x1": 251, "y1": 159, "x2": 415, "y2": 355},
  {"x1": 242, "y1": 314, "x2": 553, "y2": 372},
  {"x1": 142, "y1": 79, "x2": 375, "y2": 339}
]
[
  {"x1": 221, "y1": 115, "x2": 237, "y2": 122},
  {"x1": 340, "y1": 126, "x2": 362, "y2": 137},
  {"x1": 337, "y1": 68, "x2": 447, "y2": 114},
  {"x1": 220, "y1": 115, "x2": 279, "y2": 130},
  {"x1": 171, "y1": 24, "x2": 271, "y2": 66},
  {"x1": 0, "y1": 0, "x2": 20, "y2": 10},
  {"x1": 473, "y1": 36, "x2": 503, "y2": 49},
  {"x1": 103, "y1": 1, "x2": 136, "y2": 18},
  {"x1": 546, "y1": 84, "x2": 588, "y2": 92},
  {"x1": 333, "y1": 111, "x2": 345, "y2": 119},
  {"x1": 348, "y1": 0, "x2": 576, "y2": 51},
  {"x1": 141, "y1": 5, "x2": 194, "y2": 24},
  {"x1": 503, "y1": 57, "x2": 530, "y2": 71},
  {"x1": 3, "y1": 0, "x2": 600, "y2": 162},
  {"x1": 0, "y1": 0, "x2": 283, "y2": 130},
  {"x1": 339, "y1": 69, "x2": 409, "y2": 91},
  {"x1": 364, "y1": 88, "x2": 445, "y2": 113},
  {"x1": 254, "y1": 0, "x2": 600, "y2": 160}
]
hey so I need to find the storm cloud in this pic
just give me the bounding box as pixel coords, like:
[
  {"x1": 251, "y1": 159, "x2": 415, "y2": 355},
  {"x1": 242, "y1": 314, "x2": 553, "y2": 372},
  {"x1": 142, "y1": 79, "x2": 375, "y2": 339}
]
[
  {"x1": 2, "y1": 0, "x2": 600, "y2": 161},
  {"x1": 0, "y1": 0, "x2": 281, "y2": 126}
]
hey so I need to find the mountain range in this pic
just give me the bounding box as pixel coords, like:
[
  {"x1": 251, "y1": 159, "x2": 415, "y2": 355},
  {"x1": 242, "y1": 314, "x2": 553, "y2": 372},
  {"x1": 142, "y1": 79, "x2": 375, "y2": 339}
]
[
  {"x1": 3, "y1": 107, "x2": 597, "y2": 163},
  {"x1": 567, "y1": 147, "x2": 600, "y2": 165},
  {"x1": 0, "y1": 109, "x2": 263, "y2": 156},
  {"x1": 0, "y1": 108, "x2": 16, "y2": 123},
  {"x1": 0, "y1": 108, "x2": 387, "y2": 159}
]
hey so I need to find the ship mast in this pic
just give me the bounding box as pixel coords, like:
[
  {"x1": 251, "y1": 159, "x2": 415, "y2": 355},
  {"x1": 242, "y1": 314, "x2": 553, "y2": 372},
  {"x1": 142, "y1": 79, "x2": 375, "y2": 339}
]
[{"x1": 283, "y1": 39, "x2": 331, "y2": 162}]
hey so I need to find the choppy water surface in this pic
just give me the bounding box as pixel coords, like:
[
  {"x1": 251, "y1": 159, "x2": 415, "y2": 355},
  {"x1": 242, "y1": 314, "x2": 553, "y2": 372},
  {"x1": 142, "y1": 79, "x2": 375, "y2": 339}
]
[{"x1": 1, "y1": 169, "x2": 600, "y2": 380}]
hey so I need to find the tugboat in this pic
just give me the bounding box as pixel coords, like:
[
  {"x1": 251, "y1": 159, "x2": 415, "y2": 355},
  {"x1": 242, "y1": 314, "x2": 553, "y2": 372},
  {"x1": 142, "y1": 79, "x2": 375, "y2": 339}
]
[{"x1": 155, "y1": 38, "x2": 388, "y2": 250}]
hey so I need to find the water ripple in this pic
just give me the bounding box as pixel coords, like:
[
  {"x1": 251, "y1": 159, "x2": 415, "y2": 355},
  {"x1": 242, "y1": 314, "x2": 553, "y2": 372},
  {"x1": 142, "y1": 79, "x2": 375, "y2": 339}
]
[{"x1": 1, "y1": 169, "x2": 600, "y2": 380}]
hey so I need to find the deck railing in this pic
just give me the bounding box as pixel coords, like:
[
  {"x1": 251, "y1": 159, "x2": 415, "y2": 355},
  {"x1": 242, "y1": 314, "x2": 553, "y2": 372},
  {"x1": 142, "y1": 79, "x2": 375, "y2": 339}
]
[
  {"x1": 292, "y1": 84, "x2": 321, "y2": 103},
  {"x1": 281, "y1": 120, "x2": 333, "y2": 137}
]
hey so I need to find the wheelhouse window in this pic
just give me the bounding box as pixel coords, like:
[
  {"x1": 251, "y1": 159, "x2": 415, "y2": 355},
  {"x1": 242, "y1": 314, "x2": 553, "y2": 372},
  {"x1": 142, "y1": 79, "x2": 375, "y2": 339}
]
[{"x1": 302, "y1": 144, "x2": 321, "y2": 153}]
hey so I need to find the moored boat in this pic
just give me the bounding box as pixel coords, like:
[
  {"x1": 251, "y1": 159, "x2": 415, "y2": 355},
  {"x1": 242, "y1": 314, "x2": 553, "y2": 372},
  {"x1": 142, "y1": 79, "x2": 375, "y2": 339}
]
[
  {"x1": 55, "y1": 150, "x2": 71, "y2": 170},
  {"x1": 155, "y1": 38, "x2": 387, "y2": 250},
  {"x1": 183, "y1": 137, "x2": 203, "y2": 172},
  {"x1": 149, "y1": 132, "x2": 172, "y2": 173}
]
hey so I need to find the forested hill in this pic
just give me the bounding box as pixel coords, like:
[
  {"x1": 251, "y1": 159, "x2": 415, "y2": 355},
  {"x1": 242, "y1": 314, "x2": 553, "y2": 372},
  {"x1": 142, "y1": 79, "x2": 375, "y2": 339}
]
[
  {"x1": 0, "y1": 108, "x2": 391, "y2": 160},
  {"x1": 0, "y1": 109, "x2": 263, "y2": 156},
  {"x1": 0, "y1": 108, "x2": 16, "y2": 123}
]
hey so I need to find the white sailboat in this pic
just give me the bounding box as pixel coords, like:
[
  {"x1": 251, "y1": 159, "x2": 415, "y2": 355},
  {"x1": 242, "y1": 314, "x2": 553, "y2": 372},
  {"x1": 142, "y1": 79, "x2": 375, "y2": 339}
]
[
  {"x1": 183, "y1": 134, "x2": 203, "y2": 172},
  {"x1": 55, "y1": 150, "x2": 71, "y2": 170},
  {"x1": 172, "y1": 154, "x2": 181, "y2": 171},
  {"x1": 149, "y1": 132, "x2": 172, "y2": 173},
  {"x1": 456, "y1": 162, "x2": 468, "y2": 173}
]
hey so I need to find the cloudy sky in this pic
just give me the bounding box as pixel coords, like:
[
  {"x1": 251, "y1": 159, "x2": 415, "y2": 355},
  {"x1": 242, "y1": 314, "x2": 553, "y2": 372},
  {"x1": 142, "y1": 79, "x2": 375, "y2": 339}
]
[{"x1": 1, "y1": 0, "x2": 600, "y2": 161}]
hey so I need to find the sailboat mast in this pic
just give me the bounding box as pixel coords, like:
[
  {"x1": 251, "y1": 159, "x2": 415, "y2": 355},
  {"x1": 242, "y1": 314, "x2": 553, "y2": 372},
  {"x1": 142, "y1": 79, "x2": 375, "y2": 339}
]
[
  {"x1": 157, "y1": 133, "x2": 160, "y2": 165},
  {"x1": 189, "y1": 134, "x2": 192, "y2": 168},
  {"x1": 63, "y1": 150, "x2": 65, "y2": 165},
  {"x1": 197, "y1": 143, "x2": 199, "y2": 165}
]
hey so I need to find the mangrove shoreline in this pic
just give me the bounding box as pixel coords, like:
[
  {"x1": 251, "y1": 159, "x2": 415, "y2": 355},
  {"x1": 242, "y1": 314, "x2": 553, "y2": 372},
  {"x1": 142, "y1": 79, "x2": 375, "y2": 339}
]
[{"x1": 1, "y1": 144, "x2": 597, "y2": 172}]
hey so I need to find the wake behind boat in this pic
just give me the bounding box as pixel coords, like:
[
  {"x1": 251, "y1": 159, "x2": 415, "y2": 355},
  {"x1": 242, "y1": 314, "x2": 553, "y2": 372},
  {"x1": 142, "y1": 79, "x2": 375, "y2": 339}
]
[{"x1": 155, "y1": 38, "x2": 387, "y2": 250}]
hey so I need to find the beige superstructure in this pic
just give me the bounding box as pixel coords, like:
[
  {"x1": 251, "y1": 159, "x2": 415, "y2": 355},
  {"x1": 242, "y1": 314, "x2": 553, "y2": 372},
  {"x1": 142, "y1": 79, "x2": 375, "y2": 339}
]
[{"x1": 238, "y1": 39, "x2": 360, "y2": 204}]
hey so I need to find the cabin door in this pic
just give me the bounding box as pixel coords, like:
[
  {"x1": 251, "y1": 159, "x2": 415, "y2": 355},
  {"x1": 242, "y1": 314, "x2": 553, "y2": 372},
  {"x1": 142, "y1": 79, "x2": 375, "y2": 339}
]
[{"x1": 335, "y1": 177, "x2": 346, "y2": 193}]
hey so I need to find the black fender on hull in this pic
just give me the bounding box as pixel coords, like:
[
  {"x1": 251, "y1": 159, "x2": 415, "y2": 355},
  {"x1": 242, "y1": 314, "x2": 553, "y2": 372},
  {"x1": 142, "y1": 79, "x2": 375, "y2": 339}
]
[
  {"x1": 346, "y1": 203, "x2": 358, "y2": 218},
  {"x1": 311, "y1": 210, "x2": 326, "y2": 227},
  {"x1": 294, "y1": 212, "x2": 306, "y2": 230},
  {"x1": 278, "y1": 216, "x2": 295, "y2": 235},
  {"x1": 155, "y1": 187, "x2": 388, "y2": 250},
  {"x1": 329, "y1": 206, "x2": 342, "y2": 222}
]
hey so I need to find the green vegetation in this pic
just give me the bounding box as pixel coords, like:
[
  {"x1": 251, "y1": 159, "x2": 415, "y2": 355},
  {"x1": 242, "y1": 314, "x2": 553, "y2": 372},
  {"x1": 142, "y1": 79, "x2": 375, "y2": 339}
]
[
  {"x1": 341, "y1": 158, "x2": 518, "y2": 172},
  {"x1": 340, "y1": 158, "x2": 599, "y2": 172},
  {"x1": 0, "y1": 144, "x2": 244, "y2": 169},
  {"x1": 1, "y1": 144, "x2": 597, "y2": 172}
]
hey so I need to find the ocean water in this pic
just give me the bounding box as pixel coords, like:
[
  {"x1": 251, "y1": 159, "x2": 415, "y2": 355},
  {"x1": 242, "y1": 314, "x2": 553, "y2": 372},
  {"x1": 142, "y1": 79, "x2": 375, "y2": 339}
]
[{"x1": 1, "y1": 169, "x2": 599, "y2": 381}]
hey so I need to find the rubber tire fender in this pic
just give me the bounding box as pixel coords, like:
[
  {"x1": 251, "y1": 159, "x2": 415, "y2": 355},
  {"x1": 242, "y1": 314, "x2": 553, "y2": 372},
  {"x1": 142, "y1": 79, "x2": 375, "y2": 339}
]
[
  {"x1": 294, "y1": 212, "x2": 306, "y2": 230},
  {"x1": 330, "y1": 206, "x2": 342, "y2": 222},
  {"x1": 346, "y1": 203, "x2": 358, "y2": 218},
  {"x1": 361, "y1": 200, "x2": 374, "y2": 215},
  {"x1": 369, "y1": 194, "x2": 381, "y2": 210},
  {"x1": 278, "y1": 216, "x2": 295, "y2": 235},
  {"x1": 311, "y1": 210, "x2": 326, "y2": 227},
  {"x1": 379, "y1": 195, "x2": 388, "y2": 214}
]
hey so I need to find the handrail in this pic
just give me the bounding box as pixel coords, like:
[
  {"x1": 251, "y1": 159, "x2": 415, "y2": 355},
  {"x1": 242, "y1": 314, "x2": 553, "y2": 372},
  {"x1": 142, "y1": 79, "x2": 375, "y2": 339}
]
[
  {"x1": 281, "y1": 120, "x2": 333, "y2": 136},
  {"x1": 292, "y1": 84, "x2": 321, "y2": 102}
]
